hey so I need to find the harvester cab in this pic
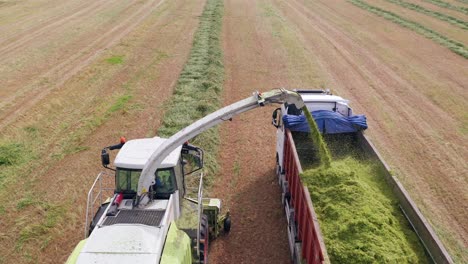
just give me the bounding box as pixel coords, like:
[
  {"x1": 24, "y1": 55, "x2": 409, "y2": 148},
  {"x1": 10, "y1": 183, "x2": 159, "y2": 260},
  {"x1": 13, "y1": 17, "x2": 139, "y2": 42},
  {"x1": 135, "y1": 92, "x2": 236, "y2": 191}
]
[{"x1": 100, "y1": 137, "x2": 203, "y2": 202}]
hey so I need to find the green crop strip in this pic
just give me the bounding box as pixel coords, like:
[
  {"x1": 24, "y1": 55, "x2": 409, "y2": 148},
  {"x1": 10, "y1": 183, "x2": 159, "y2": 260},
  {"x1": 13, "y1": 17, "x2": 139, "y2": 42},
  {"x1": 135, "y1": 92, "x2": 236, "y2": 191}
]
[
  {"x1": 349, "y1": 0, "x2": 468, "y2": 59},
  {"x1": 0, "y1": 142, "x2": 25, "y2": 166},
  {"x1": 105, "y1": 55, "x2": 124, "y2": 65},
  {"x1": 456, "y1": 0, "x2": 468, "y2": 4},
  {"x1": 423, "y1": 0, "x2": 468, "y2": 15},
  {"x1": 157, "y1": 0, "x2": 224, "y2": 183},
  {"x1": 384, "y1": 0, "x2": 468, "y2": 29}
]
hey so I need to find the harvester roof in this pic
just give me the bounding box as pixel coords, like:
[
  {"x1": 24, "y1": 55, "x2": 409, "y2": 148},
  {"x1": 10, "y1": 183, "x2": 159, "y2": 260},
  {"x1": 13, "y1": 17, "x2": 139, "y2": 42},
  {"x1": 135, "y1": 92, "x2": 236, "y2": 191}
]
[{"x1": 114, "y1": 137, "x2": 182, "y2": 169}]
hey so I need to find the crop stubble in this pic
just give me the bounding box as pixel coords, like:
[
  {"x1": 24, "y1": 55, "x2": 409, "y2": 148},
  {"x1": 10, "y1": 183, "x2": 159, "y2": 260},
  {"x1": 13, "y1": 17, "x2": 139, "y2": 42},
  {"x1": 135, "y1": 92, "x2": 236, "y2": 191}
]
[{"x1": 0, "y1": 0, "x2": 205, "y2": 262}]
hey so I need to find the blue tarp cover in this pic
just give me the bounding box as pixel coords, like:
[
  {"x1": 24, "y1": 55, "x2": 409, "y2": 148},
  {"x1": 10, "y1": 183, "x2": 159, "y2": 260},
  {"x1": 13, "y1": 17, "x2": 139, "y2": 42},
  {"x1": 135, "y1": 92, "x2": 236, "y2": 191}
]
[{"x1": 283, "y1": 110, "x2": 367, "y2": 134}]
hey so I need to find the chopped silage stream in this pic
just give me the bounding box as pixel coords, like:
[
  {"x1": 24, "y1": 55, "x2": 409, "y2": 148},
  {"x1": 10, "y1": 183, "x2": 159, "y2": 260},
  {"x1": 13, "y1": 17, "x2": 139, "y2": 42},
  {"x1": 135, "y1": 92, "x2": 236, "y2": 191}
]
[{"x1": 298, "y1": 110, "x2": 430, "y2": 263}]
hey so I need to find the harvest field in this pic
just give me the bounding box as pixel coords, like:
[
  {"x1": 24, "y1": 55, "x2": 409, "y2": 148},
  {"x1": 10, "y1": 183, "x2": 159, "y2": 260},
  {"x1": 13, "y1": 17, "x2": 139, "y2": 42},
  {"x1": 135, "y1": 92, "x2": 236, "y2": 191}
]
[{"x1": 0, "y1": 0, "x2": 466, "y2": 263}]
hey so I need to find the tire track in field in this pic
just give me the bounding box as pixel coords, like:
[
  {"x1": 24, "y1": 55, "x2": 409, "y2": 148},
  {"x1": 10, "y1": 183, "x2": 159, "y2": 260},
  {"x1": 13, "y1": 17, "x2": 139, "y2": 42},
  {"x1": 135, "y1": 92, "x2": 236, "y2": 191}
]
[
  {"x1": 0, "y1": 0, "x2": 167, "y2": 131},
  {"x1": 0, "y1": 0, "x2": 98, "y2": 43},
  {"x1": 209, "y1": 0, "x2": 291, "y2": 262},
  {"x1": 0, "y1": 0, "x2": 132, "y2": 104},
  {"x1": 0, "y1": 0, "x2": 82, "y2": 36},
  {"x1": 0, "y1": 0, "x2": 115, "y2": 58},
  {"x1": 275, "y1": 0, "x2": 468, "y2": 247}
]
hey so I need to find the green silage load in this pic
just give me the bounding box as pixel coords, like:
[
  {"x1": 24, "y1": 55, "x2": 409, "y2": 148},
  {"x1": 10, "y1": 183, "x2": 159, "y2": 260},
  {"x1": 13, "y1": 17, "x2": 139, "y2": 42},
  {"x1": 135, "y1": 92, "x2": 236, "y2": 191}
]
[
  {"x1": 301, "y1": 106, "x2": 331, "y2": 168},
  {"x1": 300, "y1": 157, "x2": 430, "y2": 263}
]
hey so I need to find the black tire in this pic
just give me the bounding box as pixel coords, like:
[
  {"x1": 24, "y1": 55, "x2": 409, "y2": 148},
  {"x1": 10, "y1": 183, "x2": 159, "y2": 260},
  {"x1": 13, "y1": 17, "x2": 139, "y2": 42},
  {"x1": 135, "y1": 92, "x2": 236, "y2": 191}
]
[
  {"x1": 284, "y1": 192, "x2": 291, "y2": 204},
  {"x1": 223, "y1": 216, "x2": 231, "y2": 233},
  {"x1": 275, "y1": 154, "x2": 281, "y2": 177},
  {"x1": 199, "y1": 214, "x2": 209, "y2": 264}
]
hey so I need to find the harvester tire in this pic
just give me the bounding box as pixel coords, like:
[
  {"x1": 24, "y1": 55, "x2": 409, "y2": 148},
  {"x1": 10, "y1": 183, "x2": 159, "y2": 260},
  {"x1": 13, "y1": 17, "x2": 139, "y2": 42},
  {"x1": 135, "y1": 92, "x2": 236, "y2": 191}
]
[
  {"x1": 223, "y1": 216, "x2": 231, "y2": 233},
  {"x1": 200, "y1": 214, "x2": 209, "y2": 264}
]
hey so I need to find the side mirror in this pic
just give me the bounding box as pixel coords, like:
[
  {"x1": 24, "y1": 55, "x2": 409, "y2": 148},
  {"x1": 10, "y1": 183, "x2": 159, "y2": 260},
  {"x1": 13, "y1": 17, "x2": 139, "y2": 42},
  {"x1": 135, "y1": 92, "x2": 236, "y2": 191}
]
[
  {"x1": 182, "y1": 144, "x2": 204, "y2": 175},
  {"x1": 272, "y1": 108, "x2": 281, "y2": 128},
  {"x1": 101, "y1": 149, "x2": 110, "y2": 168}
]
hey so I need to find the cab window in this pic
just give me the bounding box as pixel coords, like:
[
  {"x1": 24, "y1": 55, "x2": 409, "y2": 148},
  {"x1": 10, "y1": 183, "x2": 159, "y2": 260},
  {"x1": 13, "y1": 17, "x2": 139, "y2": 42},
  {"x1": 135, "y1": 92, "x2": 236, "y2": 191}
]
[
  {"x1": 155, "y1": 169, "x2": 175, "y2": 193},
  {"x1": 153, "y1": 168, "x2": 177, "y2": 199},
  {"x1": 116, "y1": 169, "x2": 141, "y2": 194}
]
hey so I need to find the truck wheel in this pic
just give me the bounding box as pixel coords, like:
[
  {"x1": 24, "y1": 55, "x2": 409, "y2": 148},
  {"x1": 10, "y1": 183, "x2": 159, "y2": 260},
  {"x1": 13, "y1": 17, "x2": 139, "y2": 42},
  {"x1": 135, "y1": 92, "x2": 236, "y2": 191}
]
[
  {"x1": 223, "y1": 216, "x2": 231, "y2": 233},
  {"x1": 200, "y1": 214, "x2": 209, "y2": 264},
  {"x1": 275, "y1": 154, "x2": 281, "y2": 177}
]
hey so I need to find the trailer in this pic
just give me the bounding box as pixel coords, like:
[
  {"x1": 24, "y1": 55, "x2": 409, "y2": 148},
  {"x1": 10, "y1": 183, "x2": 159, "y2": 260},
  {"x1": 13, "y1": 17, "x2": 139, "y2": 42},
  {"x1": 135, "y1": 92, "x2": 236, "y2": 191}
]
[{"x1": 273, "y1": 90, "x2": 454, "y2": 264}]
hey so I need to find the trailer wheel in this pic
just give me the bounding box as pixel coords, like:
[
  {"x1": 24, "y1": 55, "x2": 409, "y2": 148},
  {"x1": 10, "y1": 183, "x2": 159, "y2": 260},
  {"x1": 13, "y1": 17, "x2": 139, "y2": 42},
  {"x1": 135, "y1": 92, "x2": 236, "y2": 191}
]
[
  {"x1": 275, "y1": 154, "x2": 281, "y2": 177},
  {"x1": 200, "y1": 214, "x2": 209, "y2": 264}
]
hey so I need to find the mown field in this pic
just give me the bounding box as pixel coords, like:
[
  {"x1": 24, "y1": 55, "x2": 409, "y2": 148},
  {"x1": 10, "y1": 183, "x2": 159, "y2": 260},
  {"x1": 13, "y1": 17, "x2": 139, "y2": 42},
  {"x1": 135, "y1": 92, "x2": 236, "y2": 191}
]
[
  {"x1": 0, "y1": 0, "x2": 466, "y2": 263},
  {"x1": 341, "y1": 0, "x2": 468, "y2": 261},
  {"x1": 0, "y1": 0, "x2": 207, "y2": 262}
]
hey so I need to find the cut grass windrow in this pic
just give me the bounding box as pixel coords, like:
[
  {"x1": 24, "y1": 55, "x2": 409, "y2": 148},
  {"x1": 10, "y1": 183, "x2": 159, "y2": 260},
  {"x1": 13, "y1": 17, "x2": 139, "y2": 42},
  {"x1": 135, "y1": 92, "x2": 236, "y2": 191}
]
[
  {"x1": 423, "y1": 0, "x2": 468, "y2": 14},
  {"x1": 349, "y1": 0, "x2": 468, "y2": 59},
  {"x1": 384, "y1": 0, "x2": 468, "y2": 30},
  {"x1": 157, "y1": 0, "x2": 224, "y2": 184}
]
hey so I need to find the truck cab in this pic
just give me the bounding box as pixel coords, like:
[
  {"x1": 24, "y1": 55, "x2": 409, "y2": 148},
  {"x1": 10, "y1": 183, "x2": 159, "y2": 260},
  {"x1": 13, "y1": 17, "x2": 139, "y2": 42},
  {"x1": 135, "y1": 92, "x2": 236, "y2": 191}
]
[{"x1": 272, "y1": 89, "x2": 353, "y2": 173}]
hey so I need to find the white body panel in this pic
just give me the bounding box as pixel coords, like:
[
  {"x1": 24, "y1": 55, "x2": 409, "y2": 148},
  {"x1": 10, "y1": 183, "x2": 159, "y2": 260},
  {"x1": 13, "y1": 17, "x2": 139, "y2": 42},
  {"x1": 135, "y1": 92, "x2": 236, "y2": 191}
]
[
  {"x1": 77, "y1": 225, "x2": 164, "y2": 263},
  {"x1": 76, "y1": 192, "x2": 180, "y2": 263}
]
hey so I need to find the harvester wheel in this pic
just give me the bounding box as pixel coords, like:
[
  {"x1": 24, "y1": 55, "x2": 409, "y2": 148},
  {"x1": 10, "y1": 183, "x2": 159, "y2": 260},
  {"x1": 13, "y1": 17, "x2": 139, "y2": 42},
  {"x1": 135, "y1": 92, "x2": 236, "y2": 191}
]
[
  {"x1": 223, "y1": 215, "x2": 231, "y2": 233},
  {"x1": 200, "y1": 214, "x2": 209, "y2": 264}
]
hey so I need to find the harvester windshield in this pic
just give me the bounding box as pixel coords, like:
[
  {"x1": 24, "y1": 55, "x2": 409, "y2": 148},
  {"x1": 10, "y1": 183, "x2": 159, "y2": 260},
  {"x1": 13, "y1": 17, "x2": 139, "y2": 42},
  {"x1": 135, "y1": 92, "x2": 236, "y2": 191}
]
[
  {"x1": 116, "y1": 169, "x2": 140, "y2": 194},
  {"x1": 115, "y1": 168, "x2": 176, "y2": 199}
]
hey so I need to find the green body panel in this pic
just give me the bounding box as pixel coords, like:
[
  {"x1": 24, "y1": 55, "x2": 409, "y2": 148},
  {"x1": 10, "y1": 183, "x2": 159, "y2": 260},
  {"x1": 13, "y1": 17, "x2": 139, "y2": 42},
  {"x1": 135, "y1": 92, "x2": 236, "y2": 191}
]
[
  {"x1": 202, "y1": 198, "x2": 222, "y2": 238},
  {"x1": 160, "y1": 223, "x2": 192, "y2": 264},
  {"x1": 65, "y1": 239, "x2": 87, "y2": 264},
  {"x1": 177, "y1": 198, "x2": 224, "y2": 239}
]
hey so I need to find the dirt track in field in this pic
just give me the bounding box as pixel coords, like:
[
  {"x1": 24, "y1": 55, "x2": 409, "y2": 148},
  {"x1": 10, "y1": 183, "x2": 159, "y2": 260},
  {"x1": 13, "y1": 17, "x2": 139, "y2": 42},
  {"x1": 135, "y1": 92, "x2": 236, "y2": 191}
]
[
  {"x1": 0, "y1": 0, "x2": 205, "y2": 262},
  {"x1": 210, "y1": 0, "x2": 467, "y2": 262},
  {"x1": 208, "y1": 0, "x2": 292, "y2": 262}
]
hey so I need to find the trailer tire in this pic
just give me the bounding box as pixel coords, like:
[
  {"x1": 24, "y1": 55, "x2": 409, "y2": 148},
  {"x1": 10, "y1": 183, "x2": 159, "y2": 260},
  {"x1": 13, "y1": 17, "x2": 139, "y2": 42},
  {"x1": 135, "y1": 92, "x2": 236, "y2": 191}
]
[
  {"x1": 275, "y1": 154, "x2": 281, "y2": 177},
  {"x1": 284, "y1": 192, "x2": 291, "y2": 204}
]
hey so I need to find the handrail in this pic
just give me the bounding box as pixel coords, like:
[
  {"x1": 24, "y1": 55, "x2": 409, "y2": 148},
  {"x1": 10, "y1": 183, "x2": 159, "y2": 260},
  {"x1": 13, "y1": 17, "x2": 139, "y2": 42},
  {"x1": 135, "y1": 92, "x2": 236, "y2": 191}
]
[
  {"x1": 84, "y1": 171, "x2": 114, "y2": 238},
  {"x1": 196, "y1": 172, "x2": 204, "y2": 258}
]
